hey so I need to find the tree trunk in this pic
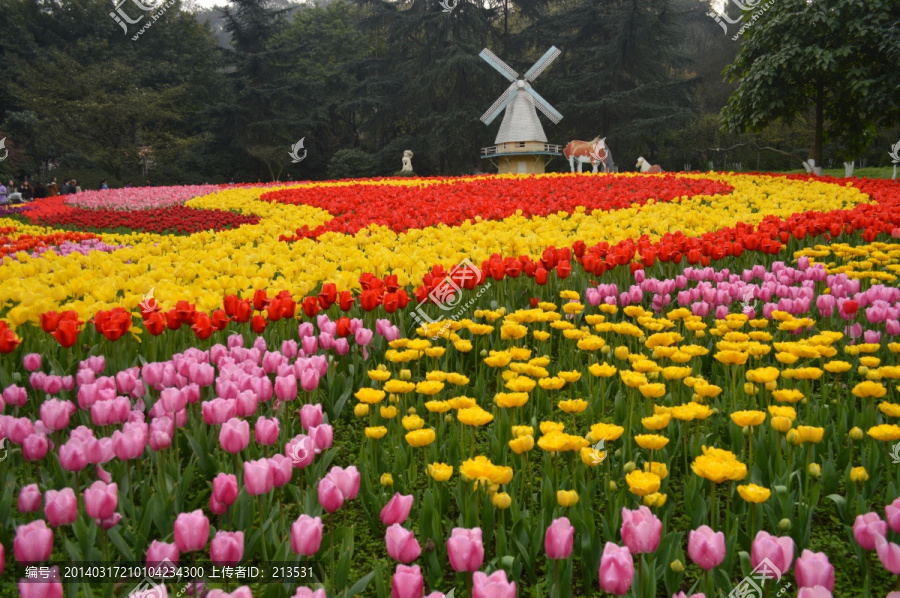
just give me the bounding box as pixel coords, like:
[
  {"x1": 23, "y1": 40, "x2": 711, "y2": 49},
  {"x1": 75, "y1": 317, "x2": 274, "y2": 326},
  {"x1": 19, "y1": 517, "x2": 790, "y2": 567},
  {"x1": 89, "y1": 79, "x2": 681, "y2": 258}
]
[{"x1": 810, "y1": 79, "x2": 824, "y2": 173}]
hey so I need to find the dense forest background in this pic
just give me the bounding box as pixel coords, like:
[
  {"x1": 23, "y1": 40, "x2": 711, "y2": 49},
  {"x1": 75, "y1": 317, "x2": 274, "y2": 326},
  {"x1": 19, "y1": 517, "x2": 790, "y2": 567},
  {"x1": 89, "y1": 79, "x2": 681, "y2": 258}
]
[{"x1": 0, "y1": 0, "x2": 897, "y2": 186}]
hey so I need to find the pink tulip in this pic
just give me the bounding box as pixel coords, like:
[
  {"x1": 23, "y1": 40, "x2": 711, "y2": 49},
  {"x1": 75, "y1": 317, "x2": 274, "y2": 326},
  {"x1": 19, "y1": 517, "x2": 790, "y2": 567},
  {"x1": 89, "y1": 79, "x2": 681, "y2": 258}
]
[
  {"x1": 274, "y1": 374, "x2": 297, "y2": 402},
  {"x1": 386, "y1": 524, "x2": 422, "y2": 563},
  {"x1": 18, "y1": 484, "x2": 41, "y2": 513},
  {"x1": 45, "y1": 488, "x2": 78, "y2": 526},
  {"x1": 300, "y1": 404, "x2": 324, "y2": 431},
  {"x1": 174, "y1": 510, "x2": 210, "y2": 553},
  {"x1": 97, "y1": 512, "x2": 122, "y2": 530},
  {"x1": 255, "y1": 416, "x2": 280, "y2": 445},
  {"x1": 797, "y1": 588, "x2": 832, "y2": 598},
  {"x1": 794, "y1": 550, "x2": 835, "y2": 590},
  {"x1": 269, "y1": 454, "x2": 293, "y2": 487},
  {"x1": 243, "y1": 459, "x2": 274, "y2": 496},
  {"x1": 750, "y1": 530, "x2": 794, "y2": 574},
  {"x1": 3, "y1": 384, "x2": 28, "y2": 407},
  {"x1": 9, "y1": 417, "x2": 35, "y2": 443},
  {"x1": 112, "y1": 427, "x2": 147, "y2": 460},
  {"x1": 301, "y1": 336, "x2": 318, "y2": 355},
  {"x1": 286, "y1": 435, "x2": 316, "y2": 469},
  {"x1": 85, "y1": 355, "x2": 105, "y2": 374},
  {"x1": 620, "y1": 506, "x2": 662, "y2": 555},
  {"x1": 672, "y1": 594, "x2": 706, "y2": 598},
  {"x1": 309, "y1": 424, "x2": 334, "y2": 453},
  {"x1": 326, "y1": 465, "x2": 359, "y2": 500},
  {"x1": 473, "y1": 570, "x2": 516, "y2": 598},
  {"x1": 206, "y1": 586, "x2": 252, "y2": 598},
  {"x1": 130, "y1": 581, "x2": 168, "y2": 598},
  {"x1": 292, "y1": 588, "x2": 327, "y2": 598},
  {"x1": 317, "y1": 477, "x2": 344, "y2": 513},
  {"x1": 291, "y1": 514, "x2": 324, "y2": 556},
  {"x1": 147, "y1": 540, "x2": 179, "y2": 566},
  {"x1": 545, "y1": 517, "x2": 575, "y2": 560},
  {"x1": 220, "y1": 418, "x2": 250, "y2": 453},
  {"x1": 391, "y1": 564, "x2": 424, "y2": 598},
  {"x1": 18, "y1": 566, "x2": 62, "y2": 598},
  {"x1": 213, "y1": 473, "x2": 238, "y2": 507},
  {"x1": 688, "y1": 525, "x2": 726, "y2": 571},
  {"x1": 598, "y1": 542, "x2": 634, "y2": 596},
  {"x1": 84, "y1": 481, "x2": 118, "y2": 520},
  {"x1": 40, "y1": 399, "x2": 75, "y2": 432},
  {"x1": 24, "y1": 353, "x2": 42, "y2": 372},
  {"x1": 853, "y1": 512, "x2": 887, "y2": 551},
  {"x1": 886, "y1": 498, "x2": 900, "y2": 533},
  {"x1": 380, "y1": 493, "x2": 414, "y2": 526},
  {"x1": 876, "y1": 534, "x2": 900, "y2": 574},
  {"x1": 300, "y1": 369, "x2": 320, "y2": 392},
  {"x1": 203, "y1": 399, "x2": 236, "y2": 425},
  {"x1": 22, "y1": 434, "x2": 49, "y2": 461},
  {"x1": 160, "y1": 388, "x2": 187, "y2": 413},
  {"x1": 14, "y1": 520, "x2": 53, "y2": 563},
  {"x1": 447, "y1": 527, "x2": 484, "y2": 572},
  {"x1": 211, "y1": 531, "x2": 244, "y2": 566}
]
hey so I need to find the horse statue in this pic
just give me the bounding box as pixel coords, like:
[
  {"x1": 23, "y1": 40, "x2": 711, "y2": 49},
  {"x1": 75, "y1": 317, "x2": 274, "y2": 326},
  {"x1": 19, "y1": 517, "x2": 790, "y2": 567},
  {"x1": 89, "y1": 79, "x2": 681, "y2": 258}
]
[
  {"x1": 636, "y1": 156, "x2": 663, "y2": 173},
  {"x1": 564, "y1": 137, "x2": 614, "y2": 173}
]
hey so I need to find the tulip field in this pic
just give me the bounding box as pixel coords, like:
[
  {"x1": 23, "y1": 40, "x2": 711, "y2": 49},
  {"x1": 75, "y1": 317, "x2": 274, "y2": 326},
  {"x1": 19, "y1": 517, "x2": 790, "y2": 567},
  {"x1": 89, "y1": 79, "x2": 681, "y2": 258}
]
[{"x1": 4, "y1": 171, "x2": 900, "y2": 598}]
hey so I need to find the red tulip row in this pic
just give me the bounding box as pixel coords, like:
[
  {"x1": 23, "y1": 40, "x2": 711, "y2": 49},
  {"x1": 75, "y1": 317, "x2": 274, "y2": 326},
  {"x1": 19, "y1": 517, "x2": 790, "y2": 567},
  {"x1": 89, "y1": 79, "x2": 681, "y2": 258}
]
[
  {"x1": 0, "y1": 229, "x2": 99, "y2": 260},
  {"x1": 17, "y1": 197, "x2": 260, "y2": 234},
  {"x1": 267, "y1": 175, "x2": 733, "y2": 240}
]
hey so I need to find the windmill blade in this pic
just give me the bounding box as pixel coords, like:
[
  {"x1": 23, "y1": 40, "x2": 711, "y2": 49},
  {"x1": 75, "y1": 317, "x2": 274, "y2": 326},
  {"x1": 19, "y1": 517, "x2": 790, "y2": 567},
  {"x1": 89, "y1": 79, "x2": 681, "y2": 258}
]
[
  {"x1": 479, "y1": 48, "x2": 518, "y2": 82},
  {"x1": 524, "y1": 86, "x2": 563, "y2": 124},
  {"x1": 480, "y1": 82, "x2": 518, "y2": 125},
  {"x1": 523, "y1": 46, "x2": 561, "y2": 82}
]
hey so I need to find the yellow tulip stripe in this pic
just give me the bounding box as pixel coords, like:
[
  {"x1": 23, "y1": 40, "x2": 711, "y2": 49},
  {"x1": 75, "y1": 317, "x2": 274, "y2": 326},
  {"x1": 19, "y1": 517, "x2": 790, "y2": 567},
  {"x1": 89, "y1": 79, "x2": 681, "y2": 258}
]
[
  {"x1": 797, "y1": 240, "x2": 900, "y2": 283},
  {"x1": 0, "y1": 174, "x2": 870, "y2": 328}
]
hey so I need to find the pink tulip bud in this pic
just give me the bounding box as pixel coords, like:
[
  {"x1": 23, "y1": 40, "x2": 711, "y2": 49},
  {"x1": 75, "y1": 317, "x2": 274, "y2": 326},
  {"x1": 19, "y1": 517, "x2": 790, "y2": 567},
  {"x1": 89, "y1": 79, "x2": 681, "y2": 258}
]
[
  {"x1": 300, "y1": 369, "x2": 320, "y2": 393},
  {"x1": 853, "y1": 512, "x2": 887, "y2": 551},
  {"x1": 212, "y1": 473, "x2": 239, "y2": 507},
  {"x1": 544, "y1": 516, "x2": 575, "y2": 560},
  {"x1": 292, "y1": 588, "x2": 326, "y2": 598},
  {"x1": 40, "y1": 399, "x2": 75, "y2": 432},
  {"x1": 211, "y1": 531, "x2": 244, "y2": 566},
  {"x1": 45, "y1": 488, "x2": 78, "y2": 526},
  {"x1": 620, "y1": 506, "x2": 661, "y2": 555},
  {"x1": 254, "y1": 417, "x2": 279, "y2": 446},
  {"x1": 391, "y1": 564, "x2": 423, "y2": 598},
  {"x1": 750, "y1": 530, "x2": 794, "y2": 574},
  {"x1": 317, "y1": 477, "x2": 345, "y2": 513},
  {"x1": 24, "y1": 353, "x2": 42, "y2": 372},
  {"x1": 206, "y1": 586, "x2": 252, "y2": 598},
  {"x1": 83, "y1": 481, "x2": 118, "y2": 521},
  {"x1": 300, "y1": 404, "x2": 324, "y2": 431},
  {"x1": 220, "y1": 418, "x2": 250, "y2": 454},
  {"x1": 14, "y1": 520, "x2": 53, "y2": 563},
  {"x1": 688, "y1": 525, "x2": 726, "y2": 571},
  {"x1": 380, "y1": 493, "x2": 414, "y2": 526},
  {"x1": 326, "y1": 465, "x2": 359, "y2": 500},
  {"x1": 473, "y1": 570, "x2": 516, "y2": 598},
  {"x1": 386, "y1": 524, "x2": 421, "y2": 563},
  {"x1": 274, "y1": 375, "x2": 297, "y2": 402},
  {"x1": 18, "y1": 484, "x2": 42, "y2": 513},
  {"x1": 598, "y1": 542, "x2": 633, "y2": 596},
  {"x1": 447, "y1": 527, "x2": 484, "y2": 572},
  {"x1": 59, "y1": 439, "x2": 88, "y2": 472},
  {"x1": 146, "y1": 540, "x2": 179, "y2": 568},
  {"x1": 22, "y1": 434, "x2": 49, "y2": 461},
  {"x1": 243, "y1": 459, "x2": 274, "y2": 496},
  {"x1": 269, "y1": 454, "x2": 293, "y2": 487},
  {"x1": 3, "y1": 385, "x2": 28, "y2": 408},
  {"x1": 291, "y1": 514, "x2": 324, "y2": 556},
  {"x1": 18, "y1": 566, "x2": 62, "y2": 598},
  {"x1": 309, "y1": 424, "x2": 333, "y2": 453},
  {"x1": 174, "y1": 510, "x2": 210, "y2": 553},
  {"x1": 796, "y1": 587, "x2": 832, "y2": 598},
  {"x1": 794, "y1": 550, "x2": 835, "y2": 590}
]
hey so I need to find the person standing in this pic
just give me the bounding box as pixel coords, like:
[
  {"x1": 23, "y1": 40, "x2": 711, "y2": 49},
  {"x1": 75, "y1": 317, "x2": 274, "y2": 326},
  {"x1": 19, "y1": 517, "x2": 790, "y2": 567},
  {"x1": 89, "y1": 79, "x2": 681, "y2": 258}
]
[
  {"x1": 47, "y1": 178, "x2": 59, "y2": 196},
  {"x1": 100, "y1": 180, "x2": 108, "y2": 190},
  {"x1": 73, "y1": 180, "x2": 82, "y2": 193},
  {"x1": 0, "y1": 181, "x2": 7, "y2": 205},
  {"x1": 34, "y1": 181, "x2": 46, "y2": 199},
  {"x1": 21, "y1": 181, "x2": 33, "y2": 202}
]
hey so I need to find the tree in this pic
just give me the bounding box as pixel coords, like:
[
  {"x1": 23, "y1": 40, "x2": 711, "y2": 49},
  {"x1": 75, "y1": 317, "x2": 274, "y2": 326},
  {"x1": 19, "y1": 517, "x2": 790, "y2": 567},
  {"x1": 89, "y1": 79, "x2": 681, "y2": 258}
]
[{"x1": 721, "y1": 0, "x2": 900, "y2": 170}]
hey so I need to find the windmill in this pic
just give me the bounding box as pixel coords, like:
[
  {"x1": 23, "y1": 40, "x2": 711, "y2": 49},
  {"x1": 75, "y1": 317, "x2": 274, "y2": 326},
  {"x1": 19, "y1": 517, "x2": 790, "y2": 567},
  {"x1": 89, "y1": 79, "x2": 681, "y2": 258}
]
[{"x1": 479, "y1": 46, "x2": 564, "y2": 175}]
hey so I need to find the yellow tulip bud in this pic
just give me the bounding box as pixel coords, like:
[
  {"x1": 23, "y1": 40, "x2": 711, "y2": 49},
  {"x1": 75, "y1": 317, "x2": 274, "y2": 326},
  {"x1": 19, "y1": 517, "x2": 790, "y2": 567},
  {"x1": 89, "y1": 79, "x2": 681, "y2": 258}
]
[
  {"x1": 609, "y1": 481, "x2": 618, "y2": 492},
  {"x1": 399, "y1": 369, "x2": 412, "y2": 381},
  {"x1": 380, "y1": 473, "x2": 393, "y2": 487},
  {"x1": 354, "y1": 403, "x2": 370, "y2": 417},
  {"x1": 765, "y1": 381, "x2": 777, "y2": 391},
  {"x1": 614, "y1": 346, "x2": 629, "y2": 360},
  {"x1": 850, "y1": 466, "x2": 869, "y2": 483},
  {"x1": 557, "y1": 489, "x2": 579, "y2": 507},
  {"x1": 744, "y1": 382, "x2": 758, "y2": 395},
  {"x1": 492, "y1": 492, "x2": 512, "y2": 509},
  {"x1": 670, "y1": 560, "x2": 684, "y2": 573},
  {"x1": 808, "y1": 463, "x2": 821, "y2": 479},
  {"x1": 849, "y1": 427, "x2": 864, "y2": 441},
  {"x1": 786, "y1": 429, "x2": 801, "y2": 445},
  {"x1": 779, "y1": 518, "x2": 791, "y2": 532},
  {"x1": 623, "y1": 461, "x2": 636, "y2": 474},
  {"x1": 771, "y1": 416, "x2": 792, "y2": 433}
]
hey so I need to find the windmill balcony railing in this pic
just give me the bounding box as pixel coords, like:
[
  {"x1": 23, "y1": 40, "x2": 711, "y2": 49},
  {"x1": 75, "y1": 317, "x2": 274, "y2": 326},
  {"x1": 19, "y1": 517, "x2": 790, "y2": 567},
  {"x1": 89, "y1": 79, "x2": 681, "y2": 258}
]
[{"x1": 481, "y1": 143, "x2": 562, "y2": 156}]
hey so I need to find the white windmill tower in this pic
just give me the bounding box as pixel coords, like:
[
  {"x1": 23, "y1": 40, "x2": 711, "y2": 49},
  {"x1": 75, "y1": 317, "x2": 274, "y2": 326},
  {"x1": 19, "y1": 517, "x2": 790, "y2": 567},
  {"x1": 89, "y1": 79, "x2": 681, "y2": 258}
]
[{"x1": 479, "y1": 46, "x2": 564, "y2": 175}]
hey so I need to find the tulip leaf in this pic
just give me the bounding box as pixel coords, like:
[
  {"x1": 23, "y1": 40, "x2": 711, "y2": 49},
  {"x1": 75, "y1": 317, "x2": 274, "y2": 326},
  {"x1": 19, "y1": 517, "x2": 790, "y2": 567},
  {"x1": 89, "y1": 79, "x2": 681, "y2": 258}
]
[
  {"x1": 106, "y1": 527, "x2": 135, "y2": 561},
  {"x1": 335, "y1": 525, "x2": 354, "y2": 590},
  {"x1": 332, "y1": 385, "x2": 353, "y2": 420},
  {"x1": 825, "y1": 493, "x2": 847, "y2": 522},
  {"x1": 338, "y1": 569, "x2": 376, "y2": 598}
]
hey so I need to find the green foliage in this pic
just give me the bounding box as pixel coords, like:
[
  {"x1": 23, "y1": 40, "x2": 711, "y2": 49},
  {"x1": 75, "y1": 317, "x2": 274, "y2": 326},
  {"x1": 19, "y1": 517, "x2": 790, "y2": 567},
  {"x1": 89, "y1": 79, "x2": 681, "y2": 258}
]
[{"x1": 327, "y1": 148, "x2": 378, "y2": 179}]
